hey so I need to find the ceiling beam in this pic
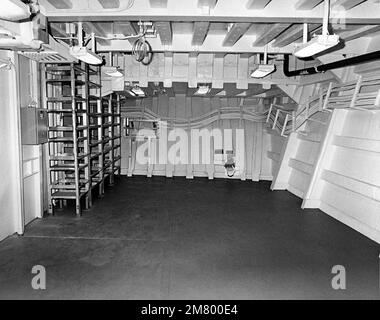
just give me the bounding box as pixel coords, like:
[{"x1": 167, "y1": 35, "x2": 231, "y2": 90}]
[
  {"x1": 252, "y1": 23, "x2": 291, "y2": 46},
  {"x1": 222, "y1": 23, "x2": 251, "y2": 47},
  {"x1": 246, "y1": 0, "x2": 272, "y2": 9},
  {"x1": 48, "y1": 22, "x2": 75, "y2": 46},
  {"x1": 49, "y1": 23, "x2": 68, "y2": 38},
  {"x1": 222, "y1": 83, "x2": 246, "y2": 97},
  {"x1": 295, "y1": 0, "x2": 324, "y2": 10},
  {"x1": 339, "y1": 25, "x2": 380, "y2": 41},
  {"x1": 113, "y1": 22, "x2": 137, "y2": 44},
  {"x1": 113, "y1": 22, "x2": 137, "y2": 36},
  {"x1": 83, "y1": 22, "x2": 112, "y2": 46},
  {"x1": 46, "y1": 0, "x2": 73, "y2": 9},
  {"x1": 245, "y1": 86, "x2": 270, "y2": 97},
  {"x1": 97, "y1": 0, "x2": 120, "y2": 9},
  {"x1": 272, "y1": 23, "x2": 321, "y2": 47},
  {"x1": 261, "y1": 88, "x2": 284, "y2": 98},
  {"x1": 192, "y1": 22, "x2": 210, "y2": 46},
  {"x1": 98, "y1": 39, "x2": 297, "y2": 55},
  {"x1": 198, "y1": 0, "x2": 218, "y2": 9},
  {"x1": 155, "y1": 21, "x2": 172, "y2": 46},
  {"x1": 208, "y1": 88, "x2": 224, "y2": 96},
  {"x1": 149, "y1": 0, "x2": 168, "y2": 8},
  {"x1": 42, "y1": 0, "x2": 380, "y2": 24},
  {"x1": 334, "y1": 0, "x2": 368, "y2": 10},
  {"x1": 48, "y1": 15, "x2": 380, "y2": 25}
]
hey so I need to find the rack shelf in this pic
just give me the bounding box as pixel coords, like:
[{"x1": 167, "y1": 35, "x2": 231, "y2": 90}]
[
  {"x1": 50, "y1": 153, "x2": 89, "y2": 161},
  {"x1": 46, "y1": 78, "x2": 86, "y2": 85},
  {"x1": 50, "y1": 163, "x2": 89, "y2": 171},
  {"x1": 46, "y1": 65, "x2": 87, "y2": 74},
  {"x1": 48, "y1": 136, "x2": 87, "y2": 143},
  {"x1": 51, "y1": 191, "x2": 88, "y2": 200},
  {"x1": 49, "y1": 125, "x2": 87, "y2": 131},
  {"x1": 47, "y1": 96, "x2": 86, "y2": 103}
]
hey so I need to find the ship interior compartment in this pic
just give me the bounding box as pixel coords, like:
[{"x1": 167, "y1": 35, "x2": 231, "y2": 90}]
[{"x1": 0, "y1": 0, "x2": 380, "y2": 300}]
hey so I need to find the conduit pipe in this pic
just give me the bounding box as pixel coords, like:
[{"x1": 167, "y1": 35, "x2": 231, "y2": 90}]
[{"x1": 283, "y1": 50, "x2": 380, "y2": 77}]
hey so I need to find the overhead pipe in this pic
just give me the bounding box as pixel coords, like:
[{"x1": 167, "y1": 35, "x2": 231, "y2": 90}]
[
  {"x1": 322, "y1": 0, "x2": 330, "y2": 37},
  {"x1": 283, "y1": 50, "x2": 380, "y2": 77}
]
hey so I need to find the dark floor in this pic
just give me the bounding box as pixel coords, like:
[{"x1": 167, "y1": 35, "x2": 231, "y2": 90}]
[{"x1": 0, "y1": 176, "x2": 379, "y2": 299}]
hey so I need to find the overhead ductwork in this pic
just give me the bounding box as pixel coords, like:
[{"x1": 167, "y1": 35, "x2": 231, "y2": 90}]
[
  {"x1": 0, "y1": 0, "x2": 31, "y2": 21},
  {"x1": 0, "y1": 13, "x2": 48, "y2": 51},
  {"x1": 283, "y1": 50, "x2": 380, "y2": 77}
]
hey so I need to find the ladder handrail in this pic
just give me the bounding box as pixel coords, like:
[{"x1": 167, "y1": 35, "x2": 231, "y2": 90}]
[{"x1": 267, "y1": 74, "x2": 380, "y2": 136}]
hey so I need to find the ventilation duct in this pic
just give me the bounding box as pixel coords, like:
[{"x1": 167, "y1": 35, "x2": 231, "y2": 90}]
[
  {"x1": 0, "y1": 0, "x2": 31, "y2": 21},
  {"x1": 0, "y1": 14, "x2": 48, "y2": 51},
  {"x1": 19, "y1": 35, "x2": 76, "y2": 63}
]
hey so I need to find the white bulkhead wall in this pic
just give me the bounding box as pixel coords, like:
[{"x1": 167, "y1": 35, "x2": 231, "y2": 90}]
[{"x1": 0, "y1": 50, "x2": 24, "y2": 241}]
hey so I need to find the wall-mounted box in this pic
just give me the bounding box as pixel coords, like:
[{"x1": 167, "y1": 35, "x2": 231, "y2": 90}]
[{"x1": 21, "y1": 107, "x2": 48, "y2": 145}]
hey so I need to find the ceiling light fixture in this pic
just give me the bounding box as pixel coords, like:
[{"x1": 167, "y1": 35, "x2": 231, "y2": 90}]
[
  {"x1": 294, "y1": 0, "x2": 340, "y2": 58},
  {"x1": 125, "y1": 89, "x2": 137, "y2": 97},
  {"x1": 195, "y1": 85, "x2": 211, "y2": 95},
  {"x1": 251, "y1": 64, "x2": 276, "y2": 78},
  {"x1": 102, "y1": 66, "x2": 124, "y2": 77},
  {"x1": 130, "y1": 86, "x2": 146, "y2": 97},
  {"x1": 251, "y1": 49, "x2": 276, "y2": 79},
  {"x1": 1, "y1": 0, "x2": 31, "y2": 21},
  {"x1": 294, "y1": 34, "x2": 340, "y2": 59},
  {"x1": 69, "y1": 23, "x2": 102, "y2": 65},
  {"x1": 70, "y1": 46, "x2": 102, "y2": 65}
]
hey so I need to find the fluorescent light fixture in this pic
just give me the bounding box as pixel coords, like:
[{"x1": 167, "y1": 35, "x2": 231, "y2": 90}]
[
  {"x1": 293, "y1": 1, "x2": 340, "y2": 58},
  {"x1": 195, "y1": 85, "x2": 211, "y2": 95},
  {"x1": 125, "y1": 89, "x2": 136, "y2": 97},
  {"x1": 69, "y1": 46, "x2": 102, "y2": 65},
  {"x1": 131, "y1": 86, "x2": 146, "y2": 97},
  {"x1": 0, "y1": 0, "x2": 31, "y2": 21},
  {"x1": 294, "y1": 34, "x2": 340, "y2": 58},
  {"x1": 250, "y1": 64, "x2": 276, "y2": 78},
  {"x1": 102, "y1": 66, "x2": 124, "y2": 77}
]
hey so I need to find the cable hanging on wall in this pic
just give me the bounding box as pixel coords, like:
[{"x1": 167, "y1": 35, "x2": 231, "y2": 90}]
[
  {"x1": 132, "y1": 38, "x2": 153, "y2": 65},
  {"x1": 132, "y1": 21, "x2": 154, "y2": 66}
]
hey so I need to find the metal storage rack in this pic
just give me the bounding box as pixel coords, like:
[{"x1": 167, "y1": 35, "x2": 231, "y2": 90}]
[
  {"x1": 43, "y1": 62, "x2": 91, "y2": 216},
  {"x1": 102, "y1": 93, "x2": 122, "y2": 185},
  {"x1": 87, "y1": 65, "x2": 104, "y2": 196},
  {"x1": 43, "y1": 63, "x2": 122, "y2": 216}
]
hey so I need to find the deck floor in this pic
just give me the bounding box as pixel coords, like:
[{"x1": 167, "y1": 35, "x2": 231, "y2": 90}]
[{"x1": 0, "y1": 176, "x2": 379, "y2": 299}]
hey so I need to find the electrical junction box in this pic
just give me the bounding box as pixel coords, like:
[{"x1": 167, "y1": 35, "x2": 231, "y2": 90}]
[{"x1": 21, "y1": 107, "x2": 48, "y2": 145}]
